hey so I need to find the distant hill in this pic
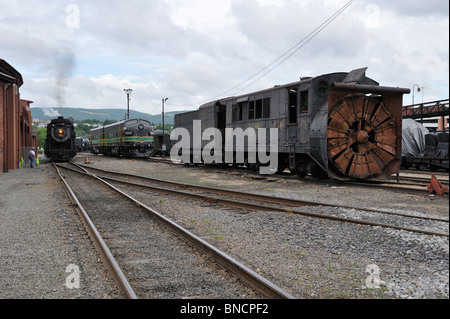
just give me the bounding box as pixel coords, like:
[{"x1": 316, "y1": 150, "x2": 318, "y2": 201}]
[{"x1": 30, "y1": 107, "x2": 185, "y2": 125}]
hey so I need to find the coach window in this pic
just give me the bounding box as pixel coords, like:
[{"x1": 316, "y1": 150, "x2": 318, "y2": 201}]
[{"x1": 300, "y1": 90, "x2": 309, "y2": 114}]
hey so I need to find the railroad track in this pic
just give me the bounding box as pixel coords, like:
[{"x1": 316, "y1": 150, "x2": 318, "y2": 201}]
[
  {"x1": 393, "y1": 172, "x2": 449, "y2": 187},
  {"x1": 53, "y1": 162, "x2": 295, "y2": 299},
  {"x1": 60, "y1": 162, "x2": 448, "y2": 238},
  {"x1": 145, "y1": 156, "x2": 448, "y2": 195},
  {"x1": 400, "y1": 168, "x2": 449, "y2": 177}
]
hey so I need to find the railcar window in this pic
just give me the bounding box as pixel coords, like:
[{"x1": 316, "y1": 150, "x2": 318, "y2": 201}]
[
  {"x1": 288, "y1": 89, "x2": 297, "y2": 124},
  {"x1": 232, "y1": 103, "x2": 243, "y2": 122},
  {"x1": 249, "y1": 101, "x2": 255, "y2": 119},
  {"x1": 263, "y1": 98, "x2": 270, "y2": 118},
  {"x1": 317, "y1": 81, "x2": 329, "y2": 95},
  {"x1": 255, "y1": 100, "x2": 262, "y2": 119},
  {"x1": 300, "y1": 90, "x2": 309, "y2": 113},
  {"x1": 248, "y1": 98, "x2": 270, "y2": 120}
]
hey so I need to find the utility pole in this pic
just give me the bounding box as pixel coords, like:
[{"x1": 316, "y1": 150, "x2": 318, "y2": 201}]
[
  {"x1": 162, "y1": 98, "x2": 168, "y2": 155},
  {"x1": 124, "y1": 89, "x2": 132, "y2": 119}
]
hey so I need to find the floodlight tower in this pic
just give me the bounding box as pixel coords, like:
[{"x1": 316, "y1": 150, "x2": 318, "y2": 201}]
[{"x1": 124, "y1": 89, "x2": 133, "y2": 119}]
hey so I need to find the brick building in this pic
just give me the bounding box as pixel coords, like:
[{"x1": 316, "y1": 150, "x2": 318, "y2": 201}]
[{"x1": 1, "y1": 58, "x2": 37, "y2": 173}]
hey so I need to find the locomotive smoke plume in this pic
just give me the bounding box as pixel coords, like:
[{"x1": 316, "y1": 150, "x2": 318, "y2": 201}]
[
  {"x1": 51, "y1": 47, "x2": 76, "y2": 110},
  {"x1": 43, "y1": 107, "x2": 61, "y2": 118}
]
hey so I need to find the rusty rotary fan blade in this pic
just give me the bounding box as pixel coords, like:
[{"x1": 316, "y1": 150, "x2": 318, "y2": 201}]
[{"x1": 328, "y1": 94, "x2": 397, "y2": 179}]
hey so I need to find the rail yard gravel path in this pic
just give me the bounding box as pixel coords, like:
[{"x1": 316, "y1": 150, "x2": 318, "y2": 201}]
[
  {"x1": 0, "y1": 161, "x2": 124, "y2": 299},
  {"x1": 81, "y1": 155, "x2": 449, "y2": 299},
  {"x1": 60, "y1": 167, "x2": 262, "y2": 299},
  {"x1": 1, "y1": 153, "x2": 448, "y2": 299}
]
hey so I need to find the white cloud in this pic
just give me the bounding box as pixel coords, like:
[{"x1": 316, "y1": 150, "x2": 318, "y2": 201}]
[{"x1": 0, "y1": 0, "x2": 448, "y2": 115}]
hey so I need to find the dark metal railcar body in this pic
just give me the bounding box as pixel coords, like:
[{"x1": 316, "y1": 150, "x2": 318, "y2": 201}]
[
  {"x1": 402, "y1": 131, "x2": 449, "y2": 171},
  {"x1": 89, "y1": 118, "x2": 154, "y2": 158},
  {"x1": 75, "y1": 136, "x2": 90, "y2": 152},
  {"x1": 152, "y1": 130, "x2": 172, "y2": 156},
  {"x1": 44, "y1": 116, "x2": 77, "y2": 161},
  {"x1": 174, "y1": 68, "x2": 410, "y2": 181}
]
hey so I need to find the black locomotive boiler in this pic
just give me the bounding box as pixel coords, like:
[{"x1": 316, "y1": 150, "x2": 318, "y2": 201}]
[
  {"x1": 173, "y1": 68, "x2": 410, "y2": 181},
  {"x1": 44, "y1": 116, "x2": 77, "y2": 161}
]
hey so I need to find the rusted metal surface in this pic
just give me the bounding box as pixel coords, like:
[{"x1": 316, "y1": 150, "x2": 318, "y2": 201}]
[
  {"x1": 427, "y1": 174, "x2": 449, "y2": 196},
  {"x1": 327, "y1": 83, "x2": 409, "y2": 180}
]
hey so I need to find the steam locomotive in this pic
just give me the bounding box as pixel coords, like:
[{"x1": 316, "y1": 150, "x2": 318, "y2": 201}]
[
  {"x1": 44, "y1": 116, "x2": 77, "y2": 161},
  {"x1": 173, "y1": 68, "x2": 410, "y2": 181}
]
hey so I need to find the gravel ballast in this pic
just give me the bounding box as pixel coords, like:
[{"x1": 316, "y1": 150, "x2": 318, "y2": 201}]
[
  {"x1": 81, "y1": 155, "x2": 449, "y2": 299},
  {"x1": 1, "y1": 154, "x2": 448, "y2": 299},
  {"x1": 0, "y1": 162, "x2": 124, "y2": 299}
]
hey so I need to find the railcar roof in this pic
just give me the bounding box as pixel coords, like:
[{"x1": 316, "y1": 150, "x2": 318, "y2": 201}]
[
  {"x1": 90, "y1": 118, "x2": 151, "y2": 132},
  {"x1": 198, "y1": 71, "x2": 350, "y2": 110}
]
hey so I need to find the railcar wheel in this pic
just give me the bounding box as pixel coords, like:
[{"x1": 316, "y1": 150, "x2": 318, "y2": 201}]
[
  {"x1": 295, "y1": 157, "x2": 309, "y2": 179},
  {"x1": 328, "y1": 94, "x2": 398, "y2": 180},
  {"x1": 417, "y1": 163, "x2": 428, "y2": 171},
  {"x1": 276, "y1": 165, "x2": 287, "y2": 174},
  {"x1": 310, "y1": 163, "x2": 325, "y2": 179}
]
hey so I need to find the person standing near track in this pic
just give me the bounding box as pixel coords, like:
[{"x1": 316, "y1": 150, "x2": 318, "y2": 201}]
[{"x1": 29, "y1": 148, "x2": 36, "y2": 168}]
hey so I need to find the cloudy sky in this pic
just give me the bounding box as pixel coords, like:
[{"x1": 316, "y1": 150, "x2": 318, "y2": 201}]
[{"x1": 1, "y1": 0, "x2": 448, "y2": 116}]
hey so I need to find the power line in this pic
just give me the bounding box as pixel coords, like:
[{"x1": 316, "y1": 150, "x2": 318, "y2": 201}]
[
  {"x1": 167, "y1": 0, "x2": 355, "y2": 109},
  {"x1": 230, "y1": 0, "x2": 355, "y2": 96},
  {"x1": 212, "y1": 0, "x2": 355, "y2": 98}
]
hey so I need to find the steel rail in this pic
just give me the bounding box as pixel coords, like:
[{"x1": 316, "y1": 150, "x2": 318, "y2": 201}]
[
  {"x1": 62, "y1": 163, "x2": 449, "y2": 238},
  {"x1": 52, "y1": 162, "x2": 138, "y2": 299},
  {"x1": 341, "y1": 180, "x2": 436, "y2": 194},
  {"x1": 59, "y1": 163, "x2": 295, "y2": 299},
  {"x1": 393, "y1": 175, "x2": 449, "y2": 186},
  {"x1": 70, "y1": 163, "x2": 449, "y2": 223}
]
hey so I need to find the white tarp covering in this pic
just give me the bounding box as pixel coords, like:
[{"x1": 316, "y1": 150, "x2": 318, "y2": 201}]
[{"x1": 402, "y1": 119, "x2": 429, "y2": 157}]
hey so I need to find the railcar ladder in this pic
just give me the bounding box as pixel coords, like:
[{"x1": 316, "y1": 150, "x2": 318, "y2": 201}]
[{"x1": 289, "y1": 145, "x2": 296, "y2": 170}]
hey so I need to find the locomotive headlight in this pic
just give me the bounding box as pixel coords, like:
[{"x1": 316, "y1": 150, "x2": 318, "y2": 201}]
[{"x1": 58, "y1": 129, "x2": 64, "y2": 137}]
